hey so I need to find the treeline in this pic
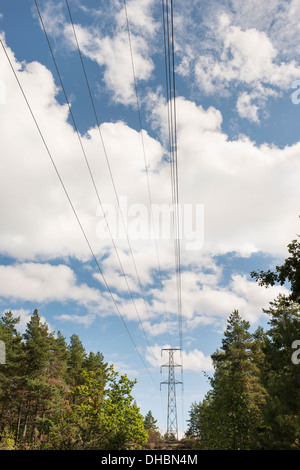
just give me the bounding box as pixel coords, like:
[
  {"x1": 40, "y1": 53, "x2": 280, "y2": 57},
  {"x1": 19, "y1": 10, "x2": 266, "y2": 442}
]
[
  {"x1": 0, "y1": 310, "x2": 148, "y2": 449},
  {"x1": 186, "y1": 237, "x2": 300, "y2": 450},
  {"x1": 1, "y1": 237, "x2": 299, "y2": 451}
]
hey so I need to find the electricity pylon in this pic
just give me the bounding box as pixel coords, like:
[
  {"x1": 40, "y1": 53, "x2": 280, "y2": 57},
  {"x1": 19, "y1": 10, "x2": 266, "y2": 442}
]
[{"x1": 160, "y1": 348, "x2": 182, "y2": 440}]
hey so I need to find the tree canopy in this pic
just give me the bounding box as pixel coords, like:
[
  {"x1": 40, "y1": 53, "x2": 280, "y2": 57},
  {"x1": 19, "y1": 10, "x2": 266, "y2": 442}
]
[
  {"x1": 186, "y1": 235, "x2": 300, "y2": 450},
  {"x1": 0, "y1": 310, "x2": 148, "y2": 450}
]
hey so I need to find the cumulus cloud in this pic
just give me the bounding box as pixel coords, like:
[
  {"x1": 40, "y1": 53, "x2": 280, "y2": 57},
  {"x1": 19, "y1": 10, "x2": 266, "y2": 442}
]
[
  {"x1": 0, "y1": 36, "x2": 166, "y2": 263},
  {"x1": 195, "y1": 16, "x2": 300, "y2": 93},
  {"x1": 150, "y1": 95, "x2": 300, "y2": 258},
  {"x1": 236, "y1": 92, "x2": 261, "y2": 123},
  {"x1": 175, "y1": 2, "x2": 300, "y2": 122},
  {"x1": 35, "y1": 0, "x2": 157, "y2": 105},
  {"x1": 194, "y1": 20, "x2": 300, "y2": 125},
  {"x1": 219, "y1": 0, "x2": 300, "y2": 59},
  {"x1": 146, "y1": 344, "x2": 214, "y2": 372},
  {"x1": 236, "y1": 85, "x2": 279, "y2": 123},
  {"x1": 230, "y1": 274, "x2": 290, "y2": 322},
  {"x1": 0, "y1": 263, "x2": 107, "y2": 308},
  {"x1": 0, "y1": 28, "x2": 298, "y2": 335},
  {"x1": 148, "y1": 265, "x2": 289, "y2": 333}
]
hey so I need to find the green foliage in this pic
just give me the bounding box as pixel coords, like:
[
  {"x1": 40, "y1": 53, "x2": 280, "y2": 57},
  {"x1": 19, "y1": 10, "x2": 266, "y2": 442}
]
[
  {"x1": 196, "y1": 311, "x2": 267, "y2": 449},
  {"x1": 251, "y1": 236, "x2": 300, "y2": 303},
  {"x1": 186, "y1": 234, "x2": 300, "y2": 450},
  {"x1": 260, "y1": 297, "x2": 300, "y2": 449},
  {"x1": 144, "y1": 410, "x2": 158, "y2": 431},
  {"x1": 45, "y1": 367, "x2": 147, "y2": 450},
  {"x1": 67, "y1": 333, "x2": 87, "y2": 386},
  {"x1": 2, "y1": 233, "x2": 299, "y2": 450},
  {"x1": 143, "y1": 410, "x2": 162, "y2": 448},
  {"x1": 0, "y1": 427, "x2": 15, "y2": 450},
  {"x1": 185, "y1": 401, "x2": 202, "y2": 439},
  {"x1": 0, "y1": 309, "x2": 146, "y2": 450}
]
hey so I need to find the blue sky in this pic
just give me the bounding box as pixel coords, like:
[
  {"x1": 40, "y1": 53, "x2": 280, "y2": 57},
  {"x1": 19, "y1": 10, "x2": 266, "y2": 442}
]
[{"x1": 0, "y1": 0, "x2": 299, "y2": 436}]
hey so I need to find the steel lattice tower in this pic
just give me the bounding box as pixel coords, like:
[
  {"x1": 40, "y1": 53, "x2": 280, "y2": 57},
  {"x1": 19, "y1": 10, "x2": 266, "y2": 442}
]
[{"x1": 160, "y1": 348, "x2": 182, "y2": 439}]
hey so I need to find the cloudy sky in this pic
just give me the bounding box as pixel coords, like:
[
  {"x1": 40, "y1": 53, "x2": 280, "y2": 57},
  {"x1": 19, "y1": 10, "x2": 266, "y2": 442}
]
[{"x1": 0, "y1": 0, "x2": 299, "y2": 435}]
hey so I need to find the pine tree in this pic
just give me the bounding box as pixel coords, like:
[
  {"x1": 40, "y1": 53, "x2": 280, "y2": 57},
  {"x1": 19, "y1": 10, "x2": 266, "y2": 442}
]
[
  {"x1": 49, "y1": 330, "x2": 69, "y2": 382},
  {"x1": 67, "y1": 334, "x2": 86, "y2": 387},
  {"x1": 143, "y1": 410, "x2": 158, "y2": 432},
  {"x1": 0, "y1": 311, "x2": 24, "y2": 440},
  {"x1": 20, "y1": 310, "x2": 67, "y2": 444},
  {"x1": 251, "y1": 234, "x2": 300, "y2": 448},
  {"x1": 84, "y1": 351, "x2": 108, "y2": 375},
  {"x1": 186, "y1": 396, "x2": 213, "y2": 447},
  {"x1": 185, "y1": 402, "x2": 202, "y2": 439},
  {"x1": 23, "y1": 309, "x2": 52, "y2": 375},
  {"x1": 260, "y1": 296, "x2": 300, "y2": 449},
  {"x1": 190, "y1": 311, "x2": 267, "y2": 449}
]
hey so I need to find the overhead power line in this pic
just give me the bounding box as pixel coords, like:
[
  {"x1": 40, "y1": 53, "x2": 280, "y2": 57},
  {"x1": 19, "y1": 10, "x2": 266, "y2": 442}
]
[
  {"x1": 161, "y1": 0, "x2": 185, "y2": 437},
  {"x1": 34, "y1": 0, "x2": 154, "y2": 353},
  {"x1": 161, "y1": 0, "x2": 183, "y2": 352},
  {"x1": 123, "y1": 0, "x2": 171, "y2": 343},
  {"x1": 0, "y1": 37, "x2": 157, "y2": 387},
  {"x1": 64, "y1": 0, "x2": 161, "y2": 344}
]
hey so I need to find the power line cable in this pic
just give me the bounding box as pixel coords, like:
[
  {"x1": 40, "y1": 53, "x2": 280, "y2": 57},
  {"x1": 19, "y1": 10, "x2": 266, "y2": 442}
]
[
  {"x1": 167, "y1": 1, "x2": 184, "y2": 433},
  {"x1": 64, "y1": 0, "x2": 159, "y2": 344},
  {"x1": 0, "y1": 37, "x2": 157, "y2": 387},
  {"x1": 123, "y1": 0, "x2": 171, "y2": 344},
  {"x1": 161, "y1": 0, "x2": 182, "y2": 351},
  {"x1": 34, "y1": 0, "x2": 153, "y2": 353},
  {"x1": 170, "y1": 0, "x2": 183, "y2": 354}
]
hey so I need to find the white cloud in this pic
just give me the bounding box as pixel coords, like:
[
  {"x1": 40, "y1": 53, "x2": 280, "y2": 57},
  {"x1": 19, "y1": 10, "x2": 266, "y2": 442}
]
[
  {"x1": 174, "y1": 3, "x2": 300, "y2": 121},
  {"x1": 0, "y1": 37, "x2": 165, "y2": 261},
  {"x1": 0, "y1": 35, "x2": 299, "y2": 335},
  {"x1": 146, "y1": 344, "x2": 213, "y2": 372},
  {"x1": 219, "y1": 0, "x2": 300, "y2": 59},
  {"x1": 54, "y1": 312, "x2": 96, "y2": 327},
  {"x1": 236, "y1": 84, "x2": 280, "y2": 123},
  {"x1": 236, "y1": 92, "x2": 260, "y2": 123},
  {"x1": 36, "y1": 0, "x2": 156, "y2": 105},
  {"x1": 159, "y1": 96, "x2": 300, "y2": 258},
  {"x1": 115, "y1": 0, "x2": 158, "y2": 37},
  {"x1": 148, "y1": 264, "x2": 289, "y2": 331},
  {"x1": 182, "y1": 349, "x2": 214, "y2": 372},
  {"x1": 109, "y1": 360, "x2": 140, "y2": 379},
  {"x1": 230, "y1": 274, "x2": 290, "y2": 323},
  {"x1": 64, "y1": 23, "x2": 154, "y2": 105},
  {"x1": 36, "y1": 0, "x2": 300, "y2": 117},
  {"x1": 194, "y1": 16, "x2": 300, "y2": 94},
  {"x1": 0, "y1": 263, "x2": 109, "y2": 313}
]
